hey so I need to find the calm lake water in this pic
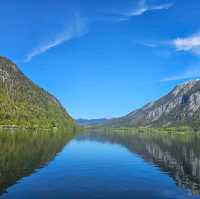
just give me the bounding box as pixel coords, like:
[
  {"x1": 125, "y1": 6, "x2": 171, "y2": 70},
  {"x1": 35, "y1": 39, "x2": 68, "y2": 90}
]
[{"x1": 1, "y1": 130, "x2": 200, "y2": 199}]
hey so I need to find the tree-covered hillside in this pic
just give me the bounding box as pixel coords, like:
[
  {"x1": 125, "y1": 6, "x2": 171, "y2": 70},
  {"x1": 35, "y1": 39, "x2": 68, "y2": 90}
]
[{"x1": 0, "y1": 56, "x2": 77, "y2": 130}]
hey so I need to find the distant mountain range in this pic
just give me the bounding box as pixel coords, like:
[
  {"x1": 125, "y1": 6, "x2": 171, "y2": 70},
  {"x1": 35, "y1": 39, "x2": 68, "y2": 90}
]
[
  {"x1": 0, "y1": 56, "x2": 77, "y2": 130},
  {"x1": 83, "y1": 80, "x2": 200, "y2": 129},
  {"x1": 76, "y1": 118, "x2": 109, "y2": 126}
]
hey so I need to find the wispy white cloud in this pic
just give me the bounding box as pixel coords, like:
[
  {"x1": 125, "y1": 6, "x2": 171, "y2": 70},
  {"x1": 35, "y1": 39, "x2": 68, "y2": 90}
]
[
  {"x1": 127, "y1": 0, "x2": 173, "y2": 16},
  {"x1": 100, "y1": 0, "x2": 173, "y2": 23},
  {"x1": 172, "y1": 32, "x2": 200, "y2": 55},
  {"x1": 25, "y1": 14, "x2": 88, "y2": 62},
  {"x1": 161, "y1": 68, "x2": 200, "y2": 82}
]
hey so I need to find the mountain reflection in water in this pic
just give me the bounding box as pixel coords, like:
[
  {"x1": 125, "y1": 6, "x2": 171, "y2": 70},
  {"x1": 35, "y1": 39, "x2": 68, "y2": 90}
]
[
  {"x1": 77, "y1": 130, "x2": 200, "y2": 195},
  {"x1": 0, "y1": 129, "x2": 74, "y2": 195},
  {"x1": 1, "y1": 129, "x2": 200, "y2": 198}
]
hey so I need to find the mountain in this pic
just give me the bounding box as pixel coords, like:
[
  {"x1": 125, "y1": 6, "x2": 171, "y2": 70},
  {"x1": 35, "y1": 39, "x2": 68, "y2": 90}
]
[
  {"x1": 107, "y1": 80, "x2": 200, "y2": 129},
  {"x1": 76, "y1": 118, "x2": 109, "y2": 126},
  {"x1": 0, "y1": 56, "x2": 76, "y2": 130}
]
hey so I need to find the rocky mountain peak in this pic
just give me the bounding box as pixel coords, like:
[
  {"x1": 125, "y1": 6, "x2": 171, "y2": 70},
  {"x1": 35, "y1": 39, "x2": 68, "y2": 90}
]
[
  {"x1": 0, "y1": 56, "x2": 18, "y2": 73},
  {"x1": 108, "y1": 79, "x2": 200, "y2": 129},
  {"x1": 172, "y1": 79, "x2": 200, "y2": 97}
]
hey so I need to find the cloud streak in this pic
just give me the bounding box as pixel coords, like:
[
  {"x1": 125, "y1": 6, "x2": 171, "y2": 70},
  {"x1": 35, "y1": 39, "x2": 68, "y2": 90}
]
[
  {"x1": 172, "y1": 33, "x2": 200, "y2": 55},
  {"x1": 128, "y1": 0, "x2": 173, "y2": 16},
  {"x1": 25, "y1": 15, "x2": 88, "y2": 62},
  {"x1": 161, "y1": 68, "x2": 200, "y2": 82},
  {"x1": 101, "y1": 0, "x2": 173, "y2": 23}
]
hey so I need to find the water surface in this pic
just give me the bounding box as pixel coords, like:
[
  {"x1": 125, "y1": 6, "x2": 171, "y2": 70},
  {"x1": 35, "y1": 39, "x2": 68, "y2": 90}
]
[{"x1": 1, "y1": 130, "x2": 200, "y2": 199}]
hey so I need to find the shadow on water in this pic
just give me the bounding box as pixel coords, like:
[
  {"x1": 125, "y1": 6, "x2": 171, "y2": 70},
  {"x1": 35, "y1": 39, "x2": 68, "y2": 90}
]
[
  {"x1": 77, "y1": 130, "x2": 200, "y2": 195},
  {"x1": 0, "y1": 129, "x2": 75, "y2": 195}
]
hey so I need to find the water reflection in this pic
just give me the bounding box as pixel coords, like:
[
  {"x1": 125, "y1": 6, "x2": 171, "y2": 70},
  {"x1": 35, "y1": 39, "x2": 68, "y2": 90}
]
[
  {"x1": 0, "y1": 129, "x2": 74, "y2": 195},
  {"x1": 78, "y1": 130, "x2": 200, "y2": 195}
]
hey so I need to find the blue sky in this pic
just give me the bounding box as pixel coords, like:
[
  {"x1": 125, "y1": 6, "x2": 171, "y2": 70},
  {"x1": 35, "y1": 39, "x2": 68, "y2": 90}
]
[{"x1": 1, "y1": 0, "x2": 200, "y2": 119}]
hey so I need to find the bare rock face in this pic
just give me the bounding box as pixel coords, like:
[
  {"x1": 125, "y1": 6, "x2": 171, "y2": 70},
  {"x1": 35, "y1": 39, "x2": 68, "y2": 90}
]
[
  {"x1": 0, "y1": 57, "x2": 19, "y2": 84},
  {"x1": 110, "y1": 79, "x2": 200, "y2": 128},
  {"x1": 0, "y1": 57, "x2": 27, "y2": 99}
]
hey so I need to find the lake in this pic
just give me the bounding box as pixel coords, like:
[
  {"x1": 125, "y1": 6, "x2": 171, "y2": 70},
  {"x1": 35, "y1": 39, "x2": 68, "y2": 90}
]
[{"x1": 0, "y1": 129, "x2": 200, "y2": 199}]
